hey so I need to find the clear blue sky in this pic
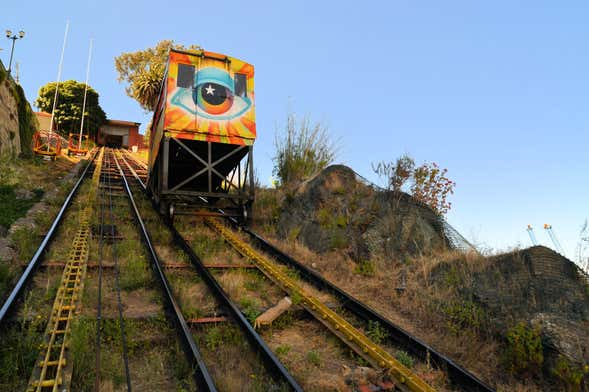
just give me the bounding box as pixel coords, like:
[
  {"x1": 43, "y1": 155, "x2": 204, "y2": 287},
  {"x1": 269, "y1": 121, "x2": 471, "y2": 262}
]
[{"x1": 3, "y1": 1, "x2": 588, "y2": 261}]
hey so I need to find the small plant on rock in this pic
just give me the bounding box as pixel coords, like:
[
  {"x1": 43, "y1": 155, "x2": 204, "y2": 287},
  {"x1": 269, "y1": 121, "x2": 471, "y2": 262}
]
[{"x1": 502, "y1": 322, "x2": 543, "y2": 376}]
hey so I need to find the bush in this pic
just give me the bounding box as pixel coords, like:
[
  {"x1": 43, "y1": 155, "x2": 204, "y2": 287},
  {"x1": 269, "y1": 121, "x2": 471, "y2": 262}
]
[
  {"x1": 273, "y1": 112, "x2": 336, "y2": 188},
  {"x1": 502, "y1": 322, "x2": 543, "y2": 376},
  {"x1": 411, "y1": 162, "x2": 455, "y2": 216},
  {"x1": 551, "y1": 355, "x2": 588, "y2": 391}
]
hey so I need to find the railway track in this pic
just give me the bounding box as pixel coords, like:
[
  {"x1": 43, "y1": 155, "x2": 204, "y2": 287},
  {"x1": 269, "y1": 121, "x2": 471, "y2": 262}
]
[
  {"x1": 0, "y1": 147, "x2": 496, "y2": 391},
  {"x1": 119, "y1": 151, "x2": 450, "y2": 391},
  {"x1": 121, "y1": 149, "x2": 495, "y2": 392}
]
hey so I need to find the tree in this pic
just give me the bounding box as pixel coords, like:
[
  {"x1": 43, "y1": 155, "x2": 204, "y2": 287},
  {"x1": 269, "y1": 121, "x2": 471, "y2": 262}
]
[
  {"x1": 35, "y1": 80, "x2": 107, "y2": 139},
  {"x1": 114, "y1": 40, "x2": 200, "y2": 112},
  {"x1": 273, "y1": 112, "x2": 337, "y2": 188}
]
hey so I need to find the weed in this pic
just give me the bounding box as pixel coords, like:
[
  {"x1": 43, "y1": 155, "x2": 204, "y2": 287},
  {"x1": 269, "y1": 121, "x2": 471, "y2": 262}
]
[
  {"x1": 551, "y1": 355, "x2": 588, "y2": 391},
  {"x1": 442, "y1": 300, "x2": 485, "y2": 335},
  {"x1": 239, "y1": 297, "x2": 262, "y2": 324},
  {"x1": 306, "y1": 350, "x2": 321, "y2": 367},
  {"x1": 335, "y1": 214, "x2": 347, "y2": 227},
  {"x1": 366, "y1": 321, "x2": 388, "y2": 345},
  {"x1": 395, "y1": 350, "x2": 414, "y2": 368},
  {"x1": 0, "y1": 300, "x2": 46, "y2": 390},
  {"x1": 204, "y1": 325, "x2": 241, "y2": 351},
  {"x1": 284, "y1": 267, "x2": 300, "y2": 281},
  {"x1": 120, "y1": 255, "x2": 149, "y2": 291},
  {"x1": 70, "y1": 318, "x2": 95, "y2": 390},
  {"x1": 0, "y1": 263, "x2": 14, "y2": 299},
  {"x1": 502, "y1": 322, "x2": 543, "y2": 376},
  {"x1": 330, "y1": 230, "x2": 347, "y2": 249},
  {"x1": 290, "y1": 291, "x2": 303, "y2": 305},
  {"x1": 275, "y1": 344, "x2": 291, "y2": 357},
  {"x1": 354, "y1": 260, "x2": 375, "y2": 276},
  {"x1": 287, "y1": 226, "x2": 302, "y2": 242},
  {"x1": 244, "y1": 274, "x2": 263, "y2": 291},
  {"x1": 11, "y1": 226, "x2": 39, "y2": 263},
  {"x1": 0, "y1": 184, "x2": 44, "y2": 228},
  {"x1": 317, "y1": 208, "x2": 331, "y2": 228}
]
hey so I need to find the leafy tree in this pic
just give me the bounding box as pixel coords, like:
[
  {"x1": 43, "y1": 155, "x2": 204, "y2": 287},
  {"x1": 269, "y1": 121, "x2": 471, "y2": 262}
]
[
  {"x1": 114, "y1": 40, "x2": 200, "y2": 111},
  {"x1": 35, "y1": 80, "x2": 107, "y2": 139},
  {"x1": 273, "y1": 112, "x2": 337, "y2": 188}
]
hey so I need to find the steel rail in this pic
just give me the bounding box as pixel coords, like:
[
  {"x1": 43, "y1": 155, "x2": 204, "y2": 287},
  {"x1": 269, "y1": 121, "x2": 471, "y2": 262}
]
[
  {"x1": 0, "y1": 149, "x2": 98, "y2": 326},
  {"x1": 206, "y1": 218, "x2": 434, "y2": 392},
  {"x1": 227, "y1": 220, "x2": 495, "y2": 392},
  {"x1": 112, "y1": 152, "x2": 218, "y2": 391},
  {"x1": 118, "y1": 152, "x2": 303, "y2": 392},
  {"x1": 103, "y1": 149, "x2": 133, "y2": 390}
]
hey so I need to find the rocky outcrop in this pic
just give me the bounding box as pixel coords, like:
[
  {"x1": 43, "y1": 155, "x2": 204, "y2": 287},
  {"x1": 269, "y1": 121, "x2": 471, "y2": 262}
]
[
  {"x1": 0, "y1": 78, "x2": 21, "y2": 157},
  {"x1": 277, "y1": 165, "x2": 449, "y2": 261},
  {"x1": 434, "y1": 246, "x2": 589, "y2": 371}
]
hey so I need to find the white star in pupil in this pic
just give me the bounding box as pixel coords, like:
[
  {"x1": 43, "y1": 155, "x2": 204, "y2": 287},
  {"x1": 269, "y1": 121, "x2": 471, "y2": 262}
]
[{"x1": 205, "y1": 85, "x2": 215, "y2": 95}]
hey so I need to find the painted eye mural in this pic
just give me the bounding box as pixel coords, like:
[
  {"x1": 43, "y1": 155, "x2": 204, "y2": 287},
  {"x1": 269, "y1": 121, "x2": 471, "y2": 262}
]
[
  {"x1": 164, "y1": 50, "x2": 256, "y2": 146},
  {"x1": 170, "y1": 66, "x2": 251, "y2": 120}
]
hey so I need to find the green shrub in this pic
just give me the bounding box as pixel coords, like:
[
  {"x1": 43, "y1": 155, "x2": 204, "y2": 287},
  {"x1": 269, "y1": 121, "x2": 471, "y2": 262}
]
[
  {"x1": 442, "y1": 300, "x2": 485, "y2": 335},
  {"x1": 366, "y1": 321, "x2": 388, "y2": 345},
  {"x1": 395, "y1": 350, "x2": 415, "y2": 368},
  {"x1": 354, "y1": 260, "x2": 375, "y2": 276},
  {"x1": 275, "y1": 344, "x2": 291, "y2": 357},
  {"x1": 551, "y1": 355, "x2": 588, "y2": 391},
  {"x1": 502, "y1": 322, "x2": 543, "y2": 376},
  {"x1": 239, "y1": 297, "x2": 261, "y2": 324}
]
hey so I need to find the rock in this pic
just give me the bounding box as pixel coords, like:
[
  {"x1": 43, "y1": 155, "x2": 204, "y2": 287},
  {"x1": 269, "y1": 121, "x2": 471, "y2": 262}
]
[
  {"x1": 0, "y1": 238, "x2": 15, "y2": 262},
  {"x1": 531, "y1": 313, "x2": 589, "y2": 365},
  {"x1": 433, "y1": 245, "x2": 589, "y2": 371},
  {"x1": 278, "y1": 165, "x2": 449, "y2": 261},
  {"x1": 14, "y1": 188, "x2": 33, "y2": 200}
]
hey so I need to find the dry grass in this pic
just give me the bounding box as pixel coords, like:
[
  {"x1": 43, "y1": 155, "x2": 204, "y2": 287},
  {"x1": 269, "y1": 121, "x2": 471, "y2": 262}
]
[
  {"x1": 262, "y1": 319, "x2": 358, "y2": 391},
  {"x1": 257, "y1": 233, "x2": 537, "y2": 389}
]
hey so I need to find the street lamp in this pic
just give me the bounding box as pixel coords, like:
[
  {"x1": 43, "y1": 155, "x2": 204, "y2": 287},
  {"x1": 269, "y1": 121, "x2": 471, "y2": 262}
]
[{"x1": 5, "y1": 29, "x2": 25, "y2": 77}]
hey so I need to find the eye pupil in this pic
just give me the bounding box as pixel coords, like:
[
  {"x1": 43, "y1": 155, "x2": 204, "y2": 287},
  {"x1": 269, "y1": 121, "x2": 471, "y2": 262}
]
[{"x1": 201, "y1": 83, "x2": 230, "y2": 106}]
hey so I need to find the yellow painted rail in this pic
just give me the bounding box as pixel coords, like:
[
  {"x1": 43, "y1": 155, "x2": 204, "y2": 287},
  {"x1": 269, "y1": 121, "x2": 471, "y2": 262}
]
[
  {"x1": 27, "y1": 147, "x2": 104, "y2": 392},
  {"x1": 205, "y1": 218, "x2": 436, "y2": 392}
]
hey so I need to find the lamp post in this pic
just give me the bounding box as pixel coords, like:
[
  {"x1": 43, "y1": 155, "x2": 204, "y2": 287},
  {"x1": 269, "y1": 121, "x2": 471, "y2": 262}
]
[{"x1": 5, "y1": 29, "x2": 25, "y2": 77}]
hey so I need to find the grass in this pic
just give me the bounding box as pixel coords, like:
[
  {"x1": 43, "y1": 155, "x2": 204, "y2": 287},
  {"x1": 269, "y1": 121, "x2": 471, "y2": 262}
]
[
  {"x1": 70, "y1": 318, "x2": 96, "y2": 390},
  {"x1": 0, "y1": 296, "x2": 46, "y2": 391},
  {"x1": 306, "y1": 349, "x2": 321, "y2": 367},
  {"x1": 0, "y1": 185, "x2": 44, "y2": 229}
]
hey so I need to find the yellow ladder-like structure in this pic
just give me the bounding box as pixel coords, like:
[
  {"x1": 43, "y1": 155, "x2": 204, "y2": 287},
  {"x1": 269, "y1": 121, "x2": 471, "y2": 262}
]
[
  {"x1": 205, "y1": 218, "x2": 436, "y2": 392},
  {"x1": 28, "y1": 147, "x2": 103, "y2": 392}
]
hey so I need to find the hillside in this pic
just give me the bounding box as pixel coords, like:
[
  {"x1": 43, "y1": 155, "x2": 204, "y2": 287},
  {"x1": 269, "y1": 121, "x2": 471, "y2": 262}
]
[{"x1": 253, "y1": 164, "x2": 589, "y2": 391}]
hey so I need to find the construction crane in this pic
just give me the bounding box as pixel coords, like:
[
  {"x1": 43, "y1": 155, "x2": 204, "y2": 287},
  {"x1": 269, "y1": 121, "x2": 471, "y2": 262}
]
[
  {"x1": 544, "y1": 224, "x2": 566, "y2": 256},
  {"x1": 526, "y1": 225, "x2": 539, "y2": 246}
]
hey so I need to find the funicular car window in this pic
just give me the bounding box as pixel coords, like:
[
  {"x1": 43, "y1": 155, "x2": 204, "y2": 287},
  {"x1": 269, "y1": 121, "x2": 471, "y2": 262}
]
[
  {"x1": 177, "y1": 63, "x2": 195, "y2": 88},
  {"x1": 234, "y1": 73, "x2": 247, "y2": 97}
]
